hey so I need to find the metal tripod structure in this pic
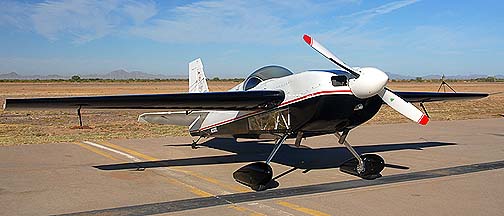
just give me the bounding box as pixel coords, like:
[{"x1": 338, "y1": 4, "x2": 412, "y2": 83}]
[{"x1": 437, "y1": 75, "x2": 457, "y2": 93}]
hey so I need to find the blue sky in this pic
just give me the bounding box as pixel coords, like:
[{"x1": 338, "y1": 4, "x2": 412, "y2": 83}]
[{"x1": 0, "y1": 0, "x2": 503, "y2": 78}]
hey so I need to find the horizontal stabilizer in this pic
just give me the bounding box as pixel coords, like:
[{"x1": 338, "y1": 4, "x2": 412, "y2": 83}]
[{"x1": 139, "y1": 111, "x2": 208, "y2": 126}]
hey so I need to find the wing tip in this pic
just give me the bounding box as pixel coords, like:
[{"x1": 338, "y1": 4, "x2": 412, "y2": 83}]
[
  {"x1": 418, "y1": 114, "x2": 429, "y2": 125},
  {"x1": 303, "y1": 34, "x2": 312, "y2": 45}
]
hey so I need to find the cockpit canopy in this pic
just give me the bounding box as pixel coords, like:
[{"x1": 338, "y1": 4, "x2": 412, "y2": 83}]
[{"x1": 243, "y1": 65, "x2": 293, "y2": 90}]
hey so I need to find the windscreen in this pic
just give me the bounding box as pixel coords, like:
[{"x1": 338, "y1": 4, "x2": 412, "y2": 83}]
[{"x1": 243, "y1": 65, "x2": 293, "y2": 90}]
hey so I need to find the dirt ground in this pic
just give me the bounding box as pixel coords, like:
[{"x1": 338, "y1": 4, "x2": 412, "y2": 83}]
[
  {"x1": 1, "y1": 81, "x2": 502, "y2": 146},
  {"x1": 370, "y1": 82, "x2": 504, "y2": 124}
]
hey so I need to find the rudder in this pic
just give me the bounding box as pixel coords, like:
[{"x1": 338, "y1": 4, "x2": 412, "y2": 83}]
[{"x1": 188, "y1": 58, "x2": 209, "y2": 93}]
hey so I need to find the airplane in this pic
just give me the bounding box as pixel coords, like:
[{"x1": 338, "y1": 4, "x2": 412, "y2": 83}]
[{"x1": 3, "y1": 34, "x2": 488, "y2": 191}]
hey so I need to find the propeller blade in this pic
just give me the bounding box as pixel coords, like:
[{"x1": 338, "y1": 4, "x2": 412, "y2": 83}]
[
  {"x1": 378, "y1": 88, "x2": 429, "y2": 125},
  {"x1": 303, "y1": 34, "x2": 360, "y2": 78}
]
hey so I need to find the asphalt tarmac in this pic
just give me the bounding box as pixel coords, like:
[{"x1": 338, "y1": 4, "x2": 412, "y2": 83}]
[{"x1": 1, "y1": 118, "x2": 503, "y2": 216}]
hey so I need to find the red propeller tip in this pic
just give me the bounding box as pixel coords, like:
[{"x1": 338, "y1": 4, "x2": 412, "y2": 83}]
[
  {"x1": 303, "y1": 34, "x2": 312, "y2": 45},
  {"x1": 418, "y1": 115, "x2": 429, "y2": 125}
]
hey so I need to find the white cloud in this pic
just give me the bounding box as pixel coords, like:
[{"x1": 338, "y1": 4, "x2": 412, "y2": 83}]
[
  {"x1": 341, "y1": 0, "x2": 419, "y2": 27},
  {"x1": 307, "y1": 0, "x2": 420, "y2": 53},
  {"x1": 1, "y1": 0, "x2": 158, "y2": 43},
  {"x1": 32, "y1": 0, "x2": 116, "y2": 43},
  {"x1": 0, "y1": 1, "x2": 33, "y2": 30},
  {"x1": 0, "y1": 0, "x2": 415, "y2": 46},
  {"x1": 396, "y1": 25, "x2": 500, "y2": 55},
  {"x1": 315, "y1": 27, "x2": 389, "y2": 49},
  {"x1": 129, "y1": 0, "x2": 360, "y2": 44},
  {"x1": 130, "y1": 1, "x2": 292, "y2": 44},
  {"x1": 121, "y1": 1, "x2": 158, "y2": 24}
]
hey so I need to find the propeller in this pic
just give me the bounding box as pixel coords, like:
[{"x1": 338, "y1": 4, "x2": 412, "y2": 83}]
[{"x1": 303, "y1": 34, "x2": 429, "y2": 125}]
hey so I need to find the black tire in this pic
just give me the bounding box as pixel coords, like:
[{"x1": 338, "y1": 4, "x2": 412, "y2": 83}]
[
  {"x1": 251, "y1": 184, "x2": 267, "y2": 191},
  {"x1": 358, "y1": 154, "x2": 385, "y2": 179}
]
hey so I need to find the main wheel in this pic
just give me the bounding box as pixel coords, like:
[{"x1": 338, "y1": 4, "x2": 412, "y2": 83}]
[
  {"x1": 340, "y1": 154, "x2": 385, "y2": 180},
  {"x1": 233, "y1": 162, "x2": 273, "y2": 190}
]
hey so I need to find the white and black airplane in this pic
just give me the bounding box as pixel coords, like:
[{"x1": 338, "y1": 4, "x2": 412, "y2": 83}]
[{"x1": 4, "y1": 34, "x2": 488, "y2": 190}]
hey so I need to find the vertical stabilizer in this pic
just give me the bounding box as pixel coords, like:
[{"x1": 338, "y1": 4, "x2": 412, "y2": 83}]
[{"x1": 189, "y1": 58, "x2": 209, "y2": 93}]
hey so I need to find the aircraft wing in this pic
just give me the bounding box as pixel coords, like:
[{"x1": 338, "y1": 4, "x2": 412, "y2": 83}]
[
  {"x1": 392, "y1": 91, "x2": 489, "y2": 103},
  {"x1": 3, "y1": 90, "x2": 285, "y2": 111}
]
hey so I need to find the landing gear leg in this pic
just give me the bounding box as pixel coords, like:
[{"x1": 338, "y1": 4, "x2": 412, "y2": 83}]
[
  {"x1": 335, "y1": 129, "x2": 385, "y2": 180},
  {"x1": 266, "y1": 134, "x2": 288, "y2": 165},
  {"x1": 335, "y1": 130, "x2": 364, "y2": 173},
  {"x1": 77, "y1": 106, "x2": 83, "y2": 127},
  {"x1": 233, "y1": 133, "x2": 289, "y2": 190},
  {"x1": 191, "y1": 136, "x2": 202, "y2": 149},
  {"x1": 294, "y1": 131, "x2": 304, "y2": 148}
]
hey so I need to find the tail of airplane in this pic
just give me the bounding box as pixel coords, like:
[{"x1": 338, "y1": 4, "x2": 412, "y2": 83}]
[{"x1": 188, "y1": 58, "x2": 209, "y2": 93}]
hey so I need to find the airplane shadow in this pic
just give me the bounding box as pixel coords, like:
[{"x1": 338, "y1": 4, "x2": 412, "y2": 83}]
[{"x1": 94, "y1": 138, "x2": 456, "y2": 172}]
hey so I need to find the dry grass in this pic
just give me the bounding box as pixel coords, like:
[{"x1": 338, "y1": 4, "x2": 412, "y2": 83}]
[
  {"x1": 0, "y1": 81, "x2": 239, "y2": 146},
  {"x1": 368, "y1": 82, "x2": 504, "y2": 124},
  {"x1": 1, "y1": 81, "x2": 502, "y2": 146}
]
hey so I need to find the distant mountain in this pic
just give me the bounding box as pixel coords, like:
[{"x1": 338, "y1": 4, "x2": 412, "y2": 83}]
[
  {"x1": 386, "y1": 72, "x2": 503, "y2": 80},
  {"x1": 0, "y1": 70, "x2": 186, "y2": 80},
  {"x1": 422, "y1": 74, "x2": 494, "y2": 80},
  {"x1": 386, "y1": 72, "x2": 415, "y2": 80},
  {"x1": 0, "y1": 72, "x2": 21, "y2": 79},
  {"x1": 0, "y1": 72, "x2": 68, "y2": 80},
  {"x1": 0, "y1": 70, "x2": 501, "y2": 80},
  {"x1": 421, "y1": 74, "x2": 442, "y2": 80},
  {"x1": 81, "y1": 69, "x2": 177, "y2": 79}
]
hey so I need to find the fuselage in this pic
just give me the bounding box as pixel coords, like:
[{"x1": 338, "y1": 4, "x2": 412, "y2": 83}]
[{"x1": 191, "y1": 69, "x2": 383, "y2": 138}]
